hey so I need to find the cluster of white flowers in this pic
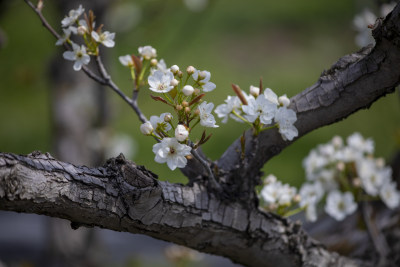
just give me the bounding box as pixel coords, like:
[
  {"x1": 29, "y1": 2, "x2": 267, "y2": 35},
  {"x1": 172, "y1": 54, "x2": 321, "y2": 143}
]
[
  {"x1": 128, "y1": 46, "x2": 219, "y2": 170},
  {"x1": 301, "y1": 133, "x2": 399, "y2": 221},
  {"x1": 215, "y1": 86, "x2": 298, "y2": 140},
  {"x1": 259, "y1": 175, "x2": 299, "y2": 214},
  {"x1": 57, "y1": 5, "x2": 116, "y2": 71},
  {"x1": 258, "y1": 133, "x2": 399, "y2": 222}
]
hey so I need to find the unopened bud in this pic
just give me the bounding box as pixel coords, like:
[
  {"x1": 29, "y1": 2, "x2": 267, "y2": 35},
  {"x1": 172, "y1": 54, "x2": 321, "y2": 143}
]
[
  {"x1": 77, "y1": 25, "x2": 87, "y2": 36},
  {"x1": 332, "y1": 136, "x2": 343, "y2": 148},
  {"x1": 177, "y1": 71, "x2": 183, "y2": 78},
  {"x1": 170, "y1": 65, "x2": 179, "y2": 74},
  {"x1": 150, "y1": 58, "x2": 158, "y2": 67},
  {"x1": 182, "y1": 101, "x2": 189, "y2": 107},
  {"x1": 184, "y1": 107, "x2": 191, "y2": 113},
  {"x1": 376, "y1": 158, "x2": 385, "y2": 168},
  {"x1": 194, "y1": 88, "x2": 201, "y2": 95},
  {"x1": 336, "y1": 162, "x2": 345, "y2": 172},
  {"x1": 175, "y1": 124, "x2": 189, "y2": 142},
  {"x1": 194, "y1": 109, "x2": 200, "y2": 116},
  {"x1": 278, "y1": 94, "x2": 290, "y2": 107},
  {"x1": 293, "y1": 194, "x2": 301, "y2": 203},
  {"x1": 140, "y1": 121, "x2": 153, "y2": 135},
  {"x1": 170, "y1": 79, "x2": 179, "y2": 87},
  {"x1": 182, "y1": 85, "x2": 194, "y2": 96},
  {"x1": 176, "y1": 105, "x2": 183, "y2": 111},
  {"x1": 353, "y1": 177, "x2": 361, "y2": 188},
  {"x1": 164, "y1": 114, "x2": 173, "y2": 122},
  {"x1": 186, "y1": 66, "x2": 195, "y2": 75},
  {"x1": 249, "y1": 85, "x2": 260, "y2": 97}
]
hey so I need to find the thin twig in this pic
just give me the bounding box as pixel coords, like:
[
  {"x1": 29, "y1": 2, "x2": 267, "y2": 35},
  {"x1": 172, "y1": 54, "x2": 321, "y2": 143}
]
[
  {"x1": 189, "y1": 141, "x2": 222, "y2": 192},
  {"x1": 95, "y1": 55, "x2": 147, "y2": 123},
  {"x1": 361, "y1": 202, "x2": 389, "y2": 265}
]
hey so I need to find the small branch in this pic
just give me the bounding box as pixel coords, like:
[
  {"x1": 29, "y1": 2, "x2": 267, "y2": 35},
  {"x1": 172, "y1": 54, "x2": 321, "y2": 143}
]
[
  {"x1": 361, "y1": 202, "x2": 389, "y2": 265},
  {"x1": 25, "y1": 0, "x2": 60, "y2": 40},
  {"x1": 94, "y1": 55, "x2": 148, "y2": 123},
  {"x1": 189, "y1": 142, "x2": 222, "y2": 192}
]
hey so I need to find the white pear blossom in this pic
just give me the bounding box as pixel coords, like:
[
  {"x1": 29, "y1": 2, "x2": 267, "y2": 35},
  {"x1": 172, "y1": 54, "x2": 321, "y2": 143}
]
[
  {"x1": 263, "y1": 88, "x2": 279, "y2": 105},
  {"x1": 91, "y1": 31, "x2": 115, "y2": 47},
  {"x1": 274, "y1": 107, "x2": 298, "y2": 141},
  {"x1": 198, "y1": 101, "x2": 218, "y2": 128},
  {"x1": 325, "y1": 191, "x2": 357, "y2": 221},
  {"x1": 347, "y1": 132, "x2": 374, "y2": 155},
  {"x1": 242, "y1": 94, "x2": 277, "y2": 124},
  {"x1": 215, "y1": 96, "x2": 242, "y2": 123},
  {"x1": 140, "y1": 121, "x2": 153, "y2": 135},
  {"x1": 260, "y1": 175, "x2": 297, "y2": 206},
  {"x1": 63, "y1": 43, "x2": 90, "y2": 71},
  {"x1": 148, "y1": 70, "x2": 174, "y2": 93},
  {"x1": 152, "y1": 138, "x2": 192, "y2": 170},
  {"x1": 192, "y1": 69, "x2": 216, "y2": 92},
  {"x1": 61, "y1": 5, "x2": 85, "y2": 28},
  {"x1": 138, "y1": 45, "x2": 157, "y2": 60},
  {"x1": 356, "y1": 158, "x2": 390, "y2": 196},
  {"x1": 380, "y1": 181, "x2": 400, "y2": 209},
  {"x1": 56, "y1": 27, "x2": 75, "y2": 46},
  {"x1": 170, "y1": 65, "x2": 179, "y2": 74},
  {"x1": 175, "y1": 125, "x2": 189, "y2": 142},
  {"x1": 119, "y1": 55, "x2": 133, "y2": 67},
  {"x1": 150, "y1": 113, "x2": 172, "y2": 136},
  {"x1": 299, "y1": 182, "x2": 323, "y2": 222}
]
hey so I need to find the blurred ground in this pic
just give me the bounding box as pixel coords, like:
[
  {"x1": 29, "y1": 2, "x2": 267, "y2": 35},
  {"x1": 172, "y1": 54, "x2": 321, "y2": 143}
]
[{"x1": 0, "y1": 0, "x2": 399, "y2": 266}]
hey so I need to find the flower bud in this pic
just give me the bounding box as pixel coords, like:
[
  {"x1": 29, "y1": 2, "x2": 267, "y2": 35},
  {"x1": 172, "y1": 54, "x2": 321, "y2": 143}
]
[
  {"x1": 176, "y1": 104, "x2": 183, "y2": 111},
  {"x1": 184, "y1": 107, "x2": 191, "y2": 113},
  {"x1": 336, "y1": 162, "x2": 345, "y2": 172},
  {"x1": 186, "y1": 66, "x2": 195, "y2": 75},
  {"x1": 170, "y1": 79, "x2": 179, "y2": 87},
  {"x1": 182, "y1": 101, "x2": 189, "y2": 107},
  {"x1": 249, "y1": 85, "x2": 260, "y2": 97},
  {"x1": 293, "y1": 194, "x2": 301, "y2": 203},
  {"x1": 353, "y1": 177, "x2": 361, "y2": 188},
  {"x1": 164, "y1": 114, "x2": 173, "y2": 122},
  {"x1": 194, "y1": 88, "x2": 201, "y2": 95},
  {"x1": 150, "y1": 58, "x2": 158, "y2": 67},
  {"x1": 332, "y1": 136, "x2": 343, "y2": 148},
  {"x1": 77, "y1": 25, "x2": 87, "y2": 36},
  {"x1": 182, "y1": 85, "x2": 194, "y2": 96},
  {"x1": 376, "y1": 158, "x2": 385, "y2": 168},
  {"x1": 140, "y1": 121, "x2": 153, "y2": 135},
  {"x1": 170, "y1": 65, "x2": 179, "y2": 74},
  {"x1": 177, "y1": 71, "x2": 183, "y2": 78},
  {"x1": 175, "y1": 124, "x2": 189, "y2": 142},
  {"x1": 198, "y1": 71, "x2": 207, "y2": 80},
  {"x1": 278, "y1": 95, "x2": 290, "y2": 107},
  {"x1": 194, "y1": 109, "x2": 200, "y2": 116}
]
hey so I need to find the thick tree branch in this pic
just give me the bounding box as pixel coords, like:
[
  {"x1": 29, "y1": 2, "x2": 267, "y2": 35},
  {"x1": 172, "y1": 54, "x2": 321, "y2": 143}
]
[
  {"x1": 217, "y1": 4, "x2": 400, "y2": 182},
  {"x1": 0, "y1": 152, "x2": 364, "y2": 267}
]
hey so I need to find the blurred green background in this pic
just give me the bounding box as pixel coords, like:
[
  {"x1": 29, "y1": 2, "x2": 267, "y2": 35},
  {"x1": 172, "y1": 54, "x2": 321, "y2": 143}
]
[{"x1": 0, "y1": 0, "x2": 399, "y2": 188}]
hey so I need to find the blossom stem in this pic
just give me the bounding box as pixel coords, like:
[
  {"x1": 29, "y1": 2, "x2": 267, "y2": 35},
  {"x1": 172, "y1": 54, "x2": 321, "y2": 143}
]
[
  {"x1": 189, "y1": 141, "x2": 222, "y2": 192},
  {"x1": 260, "y1": 124, "x2": 278, "y2": 132},
  {"x1": 282, "y1": 206, "x2": 305, "y2": 217},
  {"x1": 231, "y1": 110, "x2": 253, "y2": 127}
]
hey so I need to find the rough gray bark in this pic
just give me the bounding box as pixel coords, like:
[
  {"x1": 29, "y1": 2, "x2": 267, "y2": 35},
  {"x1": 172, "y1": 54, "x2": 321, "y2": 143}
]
[
  {"x1": 2, "y1": 2, "x2": 400, "y2": 267},
  {"x1": 0, "y1": 152, "x2": 362, "y2": 267}
]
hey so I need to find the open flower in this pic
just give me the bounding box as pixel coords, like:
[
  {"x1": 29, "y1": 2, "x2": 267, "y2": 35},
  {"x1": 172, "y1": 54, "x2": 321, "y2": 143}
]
[
  {"x1": 192, "y1": 69, "x2": 216, "y2": 92},
  {"x1": 150, "y1": 113, "x2": 172, "y2": 137},
  {"x1": 119, "y1": 55, "x2": 133, "y2": 67},
  {"x1": 152, "y1": 138, "x2": 192, "y2": 170},
  {"x1": 274, "y1": 107, "x2": 298, "y2": 141},
  {"x1": 148, "y1": 70, "x2": 174, "y2": 93},
  {"x1": 63, "y1": 43, "x2": 90, "y2": 71},
  {"x1": 380, "y1": 181, "x2": 400, "y2": 209},
  {"x1": 139, "y1": 45, "x2": 157, "y2": 60},
  {"x1": 242, "y1": 94, "x2": 277, "y2": 124},
  {"x1": 325, "y1": 191, "x2": 357, "y2": 221},
  {"x1": 61, "y1": 5, "x2": 85, "y2": 27},
  {"x1": 198, "y1": 101, "x2": 219, "y2": 128},
  {"x1": 91, "y1": 31, "x2": 115, "y2": 47}
]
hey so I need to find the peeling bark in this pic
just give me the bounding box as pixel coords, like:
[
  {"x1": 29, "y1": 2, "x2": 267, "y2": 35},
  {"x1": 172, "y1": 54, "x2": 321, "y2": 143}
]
[{"x1": 0, "y1": 152, "x2": 363, "y2": 267}]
